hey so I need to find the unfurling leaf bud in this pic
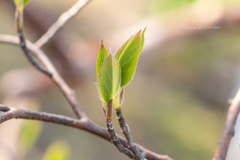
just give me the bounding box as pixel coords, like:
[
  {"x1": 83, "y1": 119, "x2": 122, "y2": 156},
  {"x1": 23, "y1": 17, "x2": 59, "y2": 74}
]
[{"x1": 96, "y1": 28, "x2": 146, "y2": 111}]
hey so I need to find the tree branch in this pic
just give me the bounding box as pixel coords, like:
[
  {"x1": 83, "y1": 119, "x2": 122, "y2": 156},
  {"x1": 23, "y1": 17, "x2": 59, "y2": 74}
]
[
  {"x1": 213, "y1": 89, "x2": 240, "y2": 160},
  {"x1": 0, "y1": 105, "x2": 172, "y2": 160},
  {"x1": 34, "y1": 0, "x2": 91, "y2": 48}
]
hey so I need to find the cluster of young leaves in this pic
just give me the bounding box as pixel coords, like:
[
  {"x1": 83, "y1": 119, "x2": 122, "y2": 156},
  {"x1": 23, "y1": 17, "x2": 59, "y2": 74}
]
[{"x1": 96, "y1": 28, "x2": 146, "y2": 111}]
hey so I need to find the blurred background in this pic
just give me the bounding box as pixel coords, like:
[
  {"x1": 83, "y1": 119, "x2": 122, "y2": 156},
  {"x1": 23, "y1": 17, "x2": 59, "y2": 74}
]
[{"x1": 0, "y1": 0, "x2": 240, "y2": 159}]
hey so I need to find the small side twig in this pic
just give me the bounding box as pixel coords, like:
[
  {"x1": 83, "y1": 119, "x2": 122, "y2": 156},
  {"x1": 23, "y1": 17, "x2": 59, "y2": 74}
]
[
  {"x1": 116, "y1": 108, "x2": 144, "y2": 160},
  {"x1": 213, "y1": 88, "x2": 240, "y2": 160},
  {"x1": 35, "y1": 0, "x2": 91, "y2": 48},
  {"x1": 107, "y1": 119, "x2": 135, "y2": 159},
  {"x1": 106, "y1": 101, "x2": 136, "y2": 159}
]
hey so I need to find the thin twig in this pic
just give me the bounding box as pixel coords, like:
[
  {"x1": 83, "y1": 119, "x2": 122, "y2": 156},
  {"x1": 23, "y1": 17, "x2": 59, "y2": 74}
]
[
  {"x1": 15, "y1": 6, "x2": 52, "y2": 77},
  {"x1": 0, "y1": 105, "x2": 172, "y2": 160},
  {"x1": 107, "y1": 118, "x2": 135, "y2": 159},
  {"x1": 116, "y1": 108, "x2": 144, "y2": 160},
  {"x1": 0, "y1": 34, "x2": 85, "y2": 119},
  {"x1": 213, "y1": 89, "x2": 240, "y2": 160},
  {"x1": 35, "y1": 0, "x2": 91, "y2": 48},
  {"x1": 105, "y1": 101, "x2": 136, "y2": 159}
]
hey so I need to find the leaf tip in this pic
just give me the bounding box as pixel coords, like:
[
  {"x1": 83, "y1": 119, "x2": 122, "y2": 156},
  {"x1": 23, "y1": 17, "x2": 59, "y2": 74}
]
[
  {"x1": 134, "y1": 29, "x2": 142, "y2": 38},
  {"x1": 100, "y1": 40, "x2": 106, "y2": 49},
  {"x1": 142, "y1": 27, "x2": 147, "y2": 34}
]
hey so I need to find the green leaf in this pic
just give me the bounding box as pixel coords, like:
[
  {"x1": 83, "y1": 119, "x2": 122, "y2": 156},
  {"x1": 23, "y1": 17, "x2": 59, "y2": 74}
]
[
  {"x1": 96, "y1": 40, "x2": 109, "y2": 80},
  {"x1": 115, "y1": 30, "x2": 142, "y2": 87},
  {"x1": 14, "y1": 0, "x2": 31, "y2": 7},
  {"x1": 19, "y1": 121, "x2": 42, "y2": 151},
  {"x1": 98, "y1": 54, "x2": 121, "y2": 107},
  {"x1": 43, "y1": 141, "x2": 70, "y2": 160}
]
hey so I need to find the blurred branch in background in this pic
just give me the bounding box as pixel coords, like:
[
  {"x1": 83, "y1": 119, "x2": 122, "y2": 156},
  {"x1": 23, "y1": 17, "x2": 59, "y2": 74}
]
[
  {"x1": 213, "y1": 89, "x2": 240, "y2": 160},
  {"x1": 35, "y1": 0, "x2": 91, "y2": 48}
]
